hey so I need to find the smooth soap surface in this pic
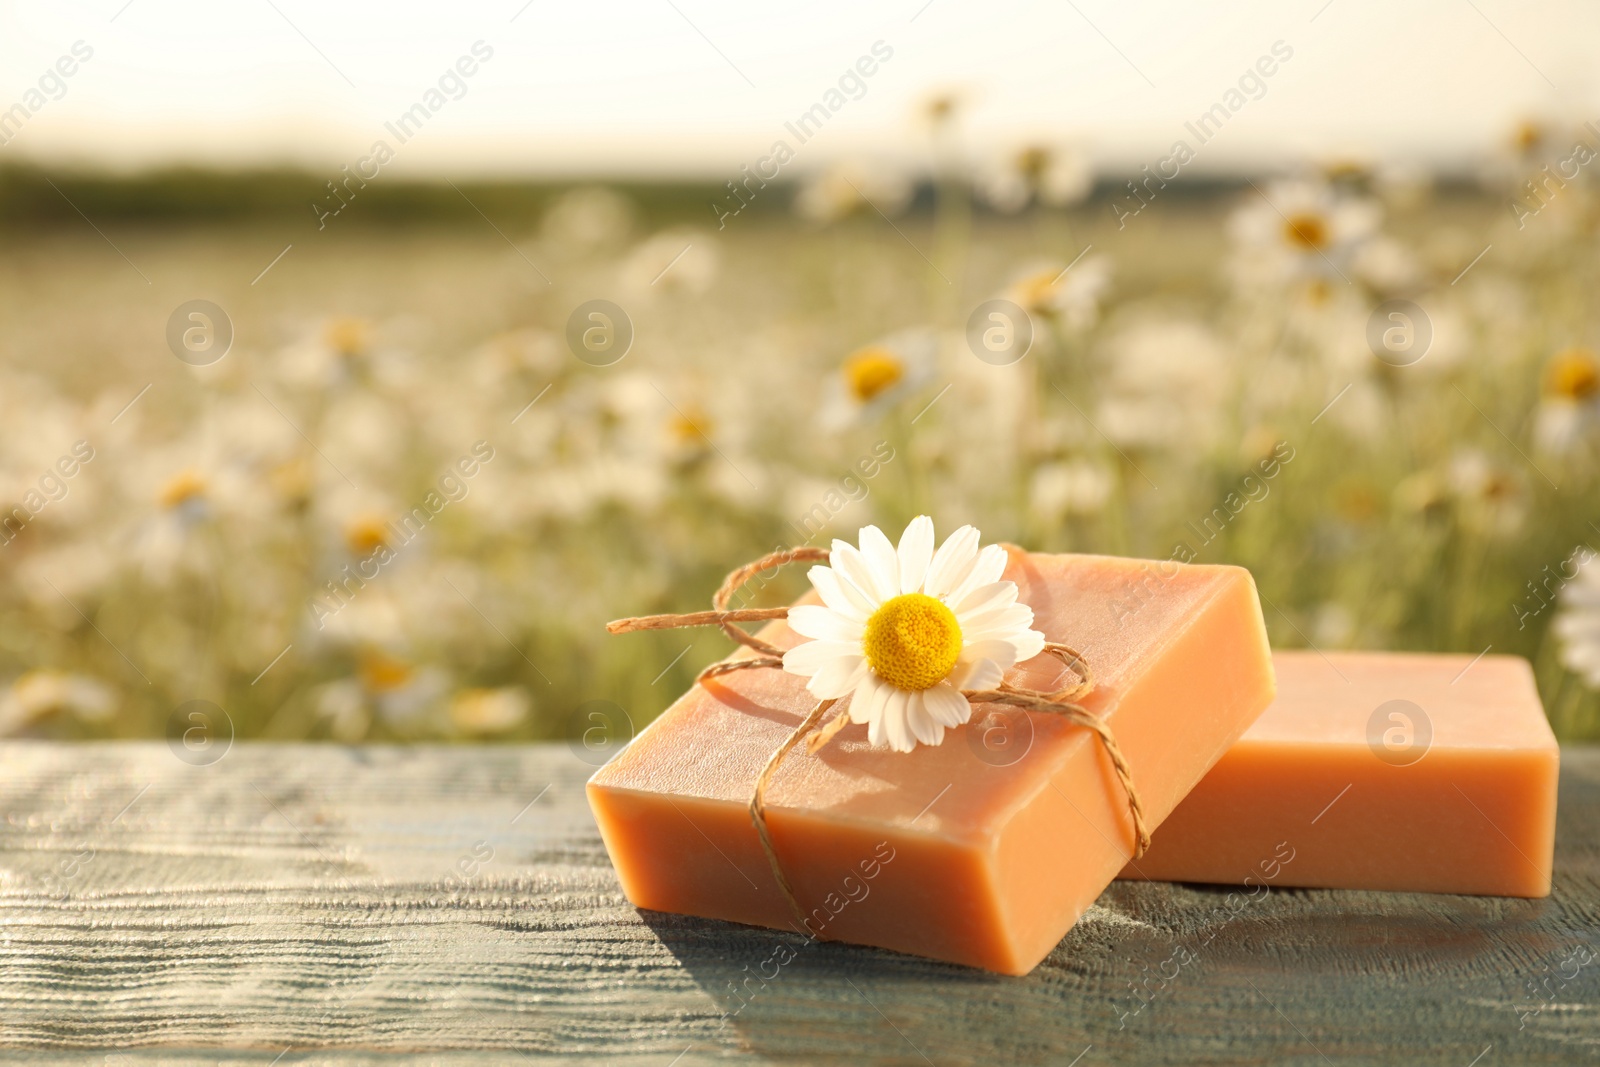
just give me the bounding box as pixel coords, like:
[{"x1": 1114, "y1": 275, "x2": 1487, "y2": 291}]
[
  {"x1": 587, "y1": 550, "x2": 1275, "y2": 974},
  {"x1": 1122, "y1": 650, "x2": 1560, "y2": 897}
]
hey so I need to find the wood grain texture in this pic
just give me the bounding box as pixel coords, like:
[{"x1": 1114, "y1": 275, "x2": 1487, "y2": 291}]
[{"x1": 0, "y1": 742, "x2": 1596, "y2": 1065}]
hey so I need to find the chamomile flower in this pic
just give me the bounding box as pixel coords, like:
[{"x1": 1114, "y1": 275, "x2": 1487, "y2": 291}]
[
  {"x1": 820, "y1": 329, "x2": 936, "y2": 429},
  {"x1": 620, "y1": 229, "x2": 720, "y2": 298},
  {"x1": 781, "y1": 516, "x2": 1046, "y2": 752},
  {"x1": 1448, "y1": 450, "x2": 1527, "y2": 538},
  {"x1": 471, "y1": 328, "x2": 564, "y2": 391},
  {"x1": 540, "y1": 185, "x2": 634, "y2": 257},
  {"x1": 1556, "y1": 553, "x2": 1600, "y2": 687},
  {"x1": 1511, "y1": 118, "x2": 1549, "y2": 158},
  {"x1": 1004, "y1": 256, "x2": 1111, "y2": 330},
  {"x1": 0, "y1": 670, "x2": 115, "y2": 736},
  {"x1": 1029, "y1": 459, "x2": 1113, "y2": 522},
  {"x1": 157, "y1": 468, "x2": 210, "y2": 521},
  {"x1": 978, "y1": 144, "x2": 1092, "y2": 213},
  {"x1": 340, "y1": 513, "x2": 392, "y2": 558},
  {"x1": 916, "y1": 89, "x2": 966, "y2": 133},
  {"x1": 449, "y1": 686, "x2": 530, "y2": 735},
  {"x1": 1351, "y1": 235, "x2": 1421, "y2": 296},
  {"x1": 1229, "y1": 179, "x2": 1379, "y2": 289},
  {"x1": 664, "y1": 400, "x2": 716, "y2": 462},
  {"x1": 277, "y1": 316, "x2": 381, "y2": 391},
  {"x1": 795, "y1": 163, "x2": 912, "y2": 224},
  {"x1": 128, "y1": 464, "x2": 219, "y2": 582},
  {"x1": 313, "y1": 648, "x2": 448, "y2": 741},
  {"x1": 325, "y1": 316, "x2": 373, "y2": 359},
  {"x1": 1534, "y1": 346, "x2": 1600, "y2": 455}
]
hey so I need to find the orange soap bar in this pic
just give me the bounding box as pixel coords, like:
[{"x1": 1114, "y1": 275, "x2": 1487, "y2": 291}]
[
  {"x1": 588, "y1": 551, "x2": 1275, "y2": 975},
  {"x1": 1123, "y1": 651, "x2": 1559, "y2": 897}
]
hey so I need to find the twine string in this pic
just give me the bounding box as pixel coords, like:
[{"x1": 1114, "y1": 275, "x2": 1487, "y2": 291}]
[
  {"x1": 709, "y1": 546, "x2": 831, "y2": 655},
  {"x1": 607, "y1": 546, "x2": 1150, "y2": 935},
  {"x1": 607, "y1": 546, "x2": 832, "y2": 681},
  {"x1": 749, "y1": 696, "x2": 837, "y2": 936}
]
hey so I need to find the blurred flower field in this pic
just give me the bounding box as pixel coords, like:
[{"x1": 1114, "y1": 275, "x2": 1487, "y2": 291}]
[{"x1": 5, "y1": 142, "x2": 1600, "y2": 745}]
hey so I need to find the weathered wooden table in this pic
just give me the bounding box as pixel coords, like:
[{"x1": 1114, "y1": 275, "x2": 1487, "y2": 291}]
[{"x1": 1, "y1": 742, "x2": 1595, "y2": 1065}]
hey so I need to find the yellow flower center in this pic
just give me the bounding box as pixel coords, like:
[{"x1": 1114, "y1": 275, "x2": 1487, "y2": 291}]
[
  {"x1": 1283, "y1": 212, "x2": 1329, "y2": 251},
  {"x1": 1546, "y1": 347, "x2": 1600, "y2": 401},
  {"x1": 669, "y1": 406, "x2": 712, "y2": 446},
  {"x1": 359, "y1": 651, "x2": 414, "y2": 693},
  {"x1": 1302, "y1": 277, "x2": 1333, "y2": 306},
  {"x1": 1323, "y1": 159, "x2": 1369, "y2": 183},
  {"x1": 1013, "y1": 269, "x2": 1059, "y2": 314},
  {"x1": 325, "y1": 317, "x2": 371, "y2": 357},
  {"x1": 13, "y1": 670, "x2": 68, "y2": 715},
  {"x1": 1335, "y1": 482, "x2": 1380, "y2": 523},
  {"x1": 843, "y1": 347, "x2": 905, "y2": 403},
  {"x1": 923, "y1": 94, "x2": 958, "y2": 126},
  {"x1": 158, "y1": 470, "x2": 207, "y2": 509},
  {"x1": 862, "y1": 592, "x2": 962, "y2": 692},
  {"x1": 1016, "y1": 145, "x2": 1051, "y2": 182},
  {"x1": 270, "y1": 459, "x2": 312, "y2": 507},
  {"x1": 1480, "y1": 471, "x2": 1519, "y2": 504},
  {"x1": 344, "y1": 516, "x2": 390, "y2": 557}
]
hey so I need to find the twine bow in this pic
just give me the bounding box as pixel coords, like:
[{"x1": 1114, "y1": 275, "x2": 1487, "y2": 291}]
[{"x1": 607, "y1": 546, "x2": 1151, "y2": 935}]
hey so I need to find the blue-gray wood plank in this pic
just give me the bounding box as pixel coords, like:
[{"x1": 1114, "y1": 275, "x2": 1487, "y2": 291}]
[{"x1": 0, "y1": 742, "x2": 1595, "y2": 1065}]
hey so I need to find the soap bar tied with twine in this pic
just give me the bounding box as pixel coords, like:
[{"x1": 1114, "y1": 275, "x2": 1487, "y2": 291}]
[{"x1": 606, "y1": 544, "x2": 1151, "y2": 936}]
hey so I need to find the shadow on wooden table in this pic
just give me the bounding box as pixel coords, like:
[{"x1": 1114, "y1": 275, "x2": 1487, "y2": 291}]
[{"x1": 633, "y1": 759, "x2": 1600, "y2": 1067}]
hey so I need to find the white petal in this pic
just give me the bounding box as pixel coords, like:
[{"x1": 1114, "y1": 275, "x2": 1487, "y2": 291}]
[
  {"x1": 830, "y1": 541, "x2": 891, "y2": 606},
  {"x1": 958, "y1": 604, "x2": 1036, "y2": 642},
  {"x1": 947, "y1": 543, "x2": 1009, "y2": 604},
  {"x1": 960, "y1": 638, "x2": 1021, "y2": 672},
  {"x1": 882, "y1": 689, "x2": 914, "y2": 752},
  {"x1": 858, "y1": 525, "x2": 901, "y2": 604},
  {"x1": 897, "y1": 516, "x2": 935, "y2": 594},
  {"x1": 950, "y1": 638, "x2": 1020, "y2": 690},
  {"x1": 863, "y1": 678, "x2": 894, "y2": 744},
  {"x1": 905, "y1": 691, "x2": 943, "y2": 747},
  {"x1": 808, "y1": 565, "x2": 872, "y2": 621},
  {"x1": 923, "y1": 682, "x2": 972, "y2": 728},
  {"x1": 849, "y1": 674, "x2": 884, "y2": 724},
  {"x1": 950, "y1": 580, "x2": 1017, "y2": 618},
  {"x1": 1010, "y1": 628, "x2": 1047, "y2": 663},
  {"x1": 953, "y1": 656, "x2": 1005, "y2": 691},
  {"x1": 787, "y1": 605, "x2": 863, "y2": 643},
  {"x1": 807, "y1": 655, "x2": 869, "y2": 700},
  {"x1": 924, "y1": 525, "x2": 980, "y2": 598},
  {"x1": 781, "y1": 639, "x2": 859, "y2": 677}
]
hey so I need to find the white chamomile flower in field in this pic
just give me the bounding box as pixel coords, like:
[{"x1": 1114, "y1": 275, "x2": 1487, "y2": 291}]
[
  {"x1": 819, "y1": 329, "x2": 936, "y2": 430},
  {"x1": 1556, "y1": 553, "x2": 1600, "y2": 687},
  {"x1": 978, "y1": 144, "x2": 1092, "y2": 213},
  {"x1": 781, "y1": 516, "x2": 1046, "y2": 753},
  {"x1": 1535, "y1": 346, "x2": 1600, "y2": 456}
]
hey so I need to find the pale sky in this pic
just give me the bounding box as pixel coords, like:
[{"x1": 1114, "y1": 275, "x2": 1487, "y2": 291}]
[{"x1": 0, "y1": 0, "x2": 1594, "y2": 178}]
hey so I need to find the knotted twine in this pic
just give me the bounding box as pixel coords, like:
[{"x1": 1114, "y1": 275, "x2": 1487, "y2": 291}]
[{"x1": 606, "y1": 545, "x2": 1151, "y2": 935}]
